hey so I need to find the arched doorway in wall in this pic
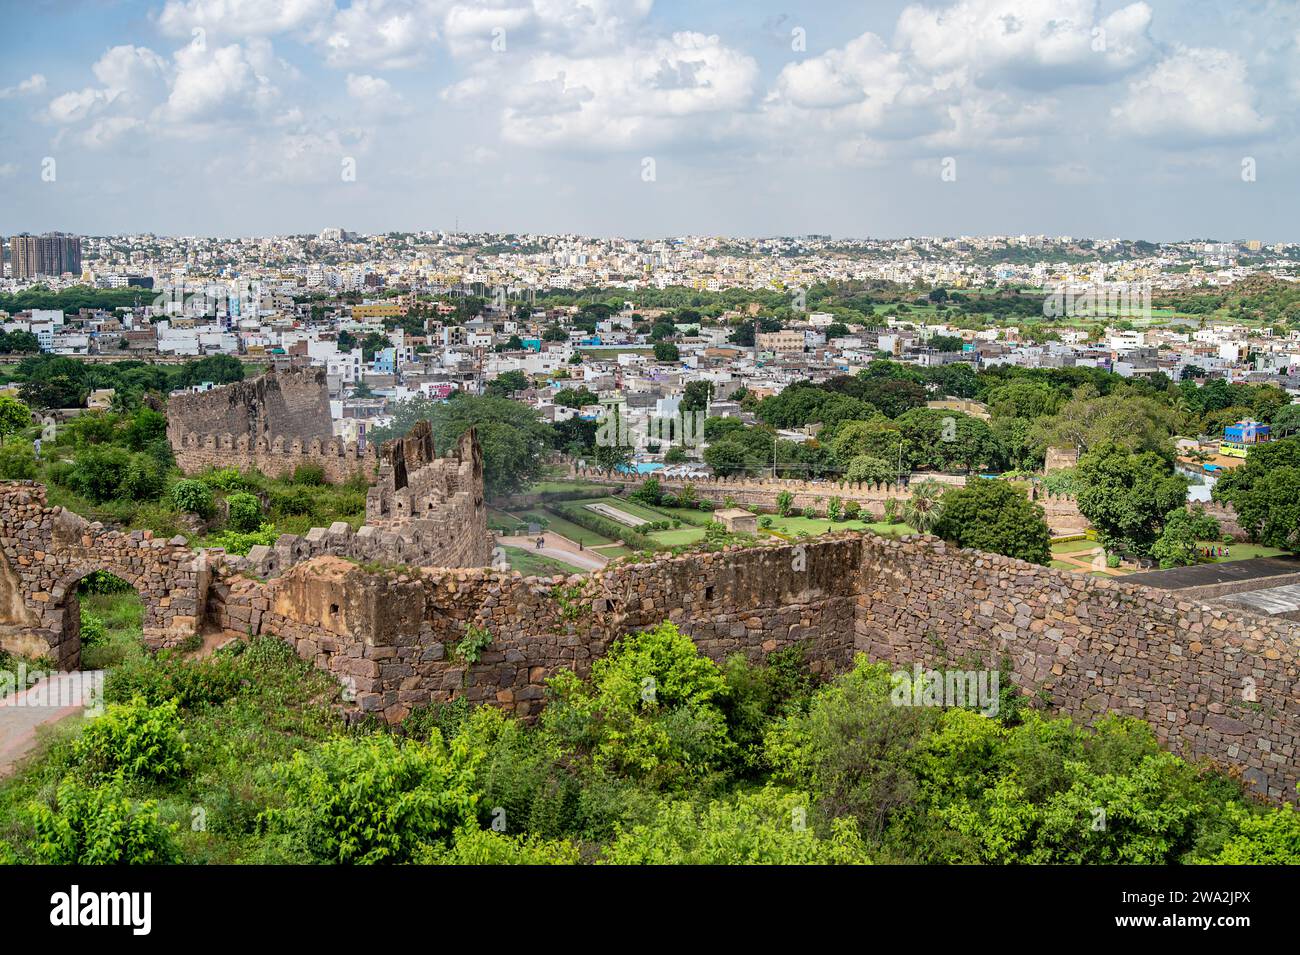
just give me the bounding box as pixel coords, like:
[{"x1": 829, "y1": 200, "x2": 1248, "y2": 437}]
[
  {"x1": 73, "y1": 570, "x2": 147, "y2": 670},
  {"x1": 48, "y1": 566, "x2": 149, "y2": 672}
]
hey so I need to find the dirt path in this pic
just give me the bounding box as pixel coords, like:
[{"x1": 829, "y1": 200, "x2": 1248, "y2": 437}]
[
  {"x1": 1053, "y1": 544, "x2": 1127, "y2": 576},
  {"x1": 499, "y1": 533, "x2": 608, "y2": 572},
  {"x1": 0, "y1": 671, "x2": 101, "y2": 778}
]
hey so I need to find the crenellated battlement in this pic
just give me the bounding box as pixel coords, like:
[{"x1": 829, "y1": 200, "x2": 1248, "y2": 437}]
[{"x1": 173, "y1": 429, "x2": 378, "y2": 483}]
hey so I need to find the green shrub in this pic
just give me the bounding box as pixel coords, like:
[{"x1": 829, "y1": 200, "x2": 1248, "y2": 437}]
[
  {"x1": 291, "y1": 464, "x2": 326, "y2": 486},
  {"x1": 1196, "y1": 803, "x2": 1300, "y2": 864},
  {"x1": 801, "y1": 505, "x2": 818, "y2": 519},
  {"x1": 843, "y1": 500, "x2": 861, "y2": 520},
  {"x1": 542, "y1": 621, "x2": 732, "y2": 786},
  {"x1": 271, "y1": 487, "x2": 315, "y2": 517},
  {"x1": 601, "y1": 787, "x2": 871, "y2": 864},
  {"x1": 225, "y1": 491, "x2": 262, "y2": 532},
  {"x1": 207, "y1": 522, "x2": 278, "y2": 556},
  {"x1": 420, "y1": 827, "x2": 580, "y2": 864},
  {"x1": 0, "y1": 442, "x2": 37, "y2": 479},
  {"x1": 201, "y1": 467, "x2": 248, "y2": 491},
  {"x1": 169, "y1": 479, "x2": 214, "y2": 517},
  {"x1": 260, "y1": 732, "x2": 482, "y2": 864},
  {"x1": 73, "y1": 696, "x2": 189, "y2": 781},
  {"x1": 103, "y1": 649, "x2": 247, "y2": 710},
  {"x1": 27, "y1": 778, "x2": 181, "y2": 865},
  {"x1": 79, "y1": 609, "x2": 107, "y2": 647}
]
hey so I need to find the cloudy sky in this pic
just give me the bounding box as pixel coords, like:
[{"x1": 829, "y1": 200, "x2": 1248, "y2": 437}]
[{"x1": 1, "y1": 0, "x2": 1297, "y2": 240}]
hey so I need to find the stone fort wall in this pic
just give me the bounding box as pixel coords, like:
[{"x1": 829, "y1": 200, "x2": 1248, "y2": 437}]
[
  {"x1": 219, "y1": 424, "x2": 494, "y2": 579},
  {"x1": 167, "y1": 367, "x2": 375, "y2": 483},
  {"x1": 207, "y1": 531, "x2": 1300, "y2": 803},
  {"x1": 569, "y1": 467, "x2": 1090, "y2": 533}
]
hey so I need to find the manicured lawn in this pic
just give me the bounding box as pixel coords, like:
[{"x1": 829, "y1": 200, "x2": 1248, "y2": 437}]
[
  {"x1": 763, "y1": 515, "x2": 917, "y2": 537},
  {"x1": 501, "y1": 545, "x2": 586, "y2": 577},
  {"x1": 1051, "y1": 539, "x2": 1099, "y2": 554},
  {"x1": 649, "y1": 505, "x2": 713, "y2": 525},
  {"x1": 591, "y1": 544, "x2": 633, "y2": 558},
  {"x1": 506, "y1": 509, "x2": 617, "y2": 548},
  {"x1": 1202, "y1": 542, "x2": 1290, "y2": 562},
  {"x1": 1049, "y1": 560, "x2": 1078, "y2": 572},
  {"x1": 529, "y1": 481, "x2": 613, "y2": 495},
  {"x1": 649, "y1": 527, "x2": 708, "y2": 547}
]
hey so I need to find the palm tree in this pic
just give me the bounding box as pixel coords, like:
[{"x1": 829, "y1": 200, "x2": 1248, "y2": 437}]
[{"x1": 902, "y1": 479, "x2": 945, "y2": 535}]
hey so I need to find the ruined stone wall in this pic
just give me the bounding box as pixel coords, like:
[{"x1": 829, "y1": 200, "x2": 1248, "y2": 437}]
[
  {"x1": 213, "y1": 423, "x2": 492, "y2": 578},
  {"x1": 0, "y1": 483, "x2": 207, "y2": 668},
  {"x1": 570, "y1": 467, "x2": 1086, "y2": 534},
  {"x1": 207, "y1": 531, "x2": 1300, "y2": 801},
  {"x1": 172, "y1": 431, "x2": 377, "y2": 484},
  {"x1": 167, "y1": 367, "x2": 370, "y2": 482}
]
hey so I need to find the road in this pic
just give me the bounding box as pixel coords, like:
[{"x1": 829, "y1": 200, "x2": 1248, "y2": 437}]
[
  {"x1": 0, "y1": 670, "x2": 101, "y2": 777},
  {"x1": 498, "y1": 532, "x2": 608, "y2": 572}
]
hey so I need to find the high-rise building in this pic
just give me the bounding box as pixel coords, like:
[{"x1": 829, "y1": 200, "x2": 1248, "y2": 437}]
[{"x1": 9, "y1": 232, "x2": 82, "y2": 279}]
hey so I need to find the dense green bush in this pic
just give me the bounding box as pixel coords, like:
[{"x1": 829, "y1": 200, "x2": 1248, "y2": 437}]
[
  {"x1": 420, "y1": 827, "x2": 579, "y2": 864},
  {"x1": 169, "y1": 479, "x2": 214, "y2": 518},
  {"x1": 601, "y1": 787, "x2": 871, "y2": 864},
  {"x1": 291, "y1": 464, "x2": 326, "y2": 486},
  {"x1": 225, "y1": 491, "x2": 263, "y2": 532},
  {"x1": 27, "y1": 779, "x2": 181, "y2": 865},
  {"x1": 73, "y1": 697, "x2": 189, "y2": 782},
  {"x1": 543, "y1": 622, "x2": 732, "y2": 786},
  {"x1": 260, "y1": 732, "x2": 482, "y2": 864},
  {"x1": 207, "y1": 523, "x2": 278, "y2": 556},
  {"x1": 0, "y1": 442, "x2": 37, "y2": 479}
]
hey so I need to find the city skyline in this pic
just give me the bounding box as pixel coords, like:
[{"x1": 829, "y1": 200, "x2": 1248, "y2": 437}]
[{"x1": 1, "y1": 0, "x2": 1299, "y2": 240}]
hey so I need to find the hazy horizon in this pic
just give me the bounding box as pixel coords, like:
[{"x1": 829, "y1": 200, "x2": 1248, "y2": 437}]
[{"x1": 2, "y1": 0, "x2": 1298, "y2": 241}]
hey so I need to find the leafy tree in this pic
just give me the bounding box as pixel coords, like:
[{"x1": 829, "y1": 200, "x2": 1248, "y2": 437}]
[
  {"x1": 681, "y1": 380, "x2": 713, "y2": 413},
  {"x1": 653, "y1": 342, "x2": 680, "y2": 362},
  {"x1": 933, "y1": 480, "x2": 1051, "y2": 564},
  {"x1": 1030, "y1": 384, "x2": 1178, "y2": 459},
  {"x1": 486, "y1": 370, "x2": 529, "y2": 397},
  {"x1": 1150, "y1": 506, "x2": 1222, "y2": 568},
  {"x1": 1210, "y1": 440, "x2": 1300, "y2": 553},
  {"x1": 553, "y1": 386, "x2": 597, "y2": 409},
  {"x1": 176, "y1": 354, "x2": 244, "y2": 388},
  {"x1": 895, "y1": 408, "x2": 999, "y2": 472},
  {"x1": 19, "y1": 374, "x2": 85, "y2": 410},
  {"x1": 0, "y1": 395, "x2": 31, "y2": 445},
  {"x1": 845, "y1": 455, "x2": 896, "y2": 485},
  {"x1": 1076, "y1": 443, "x2": 1189, "y2": 557}
]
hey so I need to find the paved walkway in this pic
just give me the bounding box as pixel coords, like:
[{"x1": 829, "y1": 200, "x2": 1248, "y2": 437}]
[
  {"x1": 498, "y1": 533, "x2": 608, "y2": 572},
  {"x1": 0, "y1": 670, "x2": 101, "y2": 777}
]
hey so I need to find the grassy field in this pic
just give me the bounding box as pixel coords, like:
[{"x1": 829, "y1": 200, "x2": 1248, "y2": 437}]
[
  {"x1": 507, "y1": 508, "x2": 618, "y2": 548},
  {"x1": 79, "y1": 588, "x2": 146, "y2": 670},
  {"x1": 648, "y1": 527, "x2": 708, "y2": 547},
  {"x1": 500, "y1": 545, "x2": 586, "y2": 576},
  {"x1": 1051, "y1": 538, "x2": 1099, "y2": 554}
]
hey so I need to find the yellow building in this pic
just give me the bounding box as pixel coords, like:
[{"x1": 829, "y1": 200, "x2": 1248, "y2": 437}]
[{"x1": 352, "y1": 302, "x2": 405, "y2": 320}]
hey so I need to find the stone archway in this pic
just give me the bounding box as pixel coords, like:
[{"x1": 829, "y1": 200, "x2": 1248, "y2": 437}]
[
  {"x1": 0, "y1": 482, "x2": 210, "y2": 670},
  {"x1": 45, "y1": 564, "x2": 149, "y2": 671}
]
